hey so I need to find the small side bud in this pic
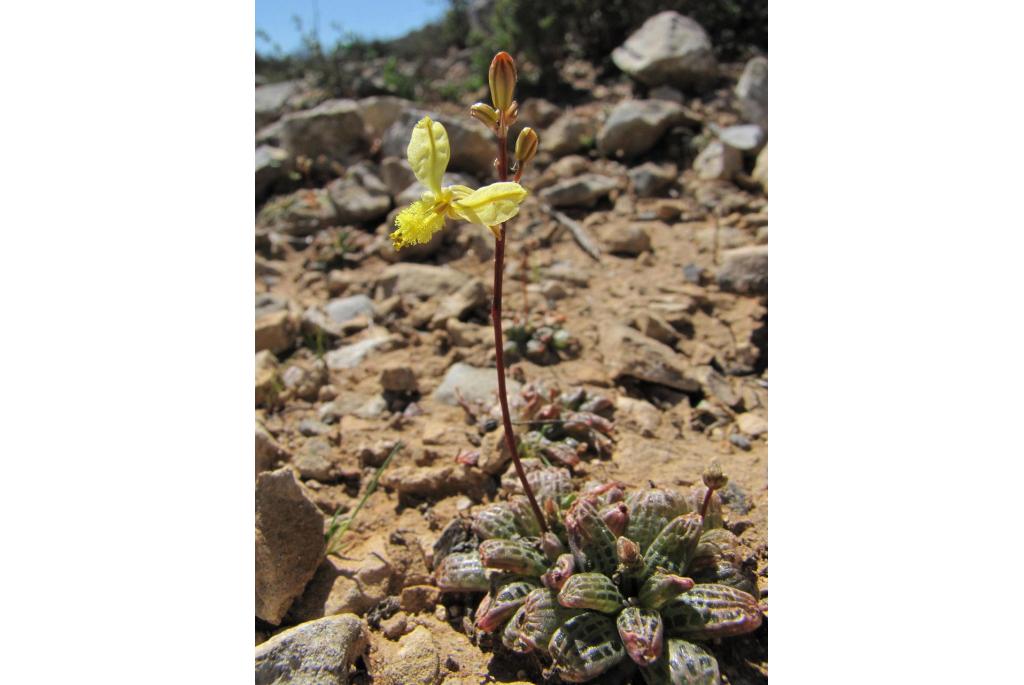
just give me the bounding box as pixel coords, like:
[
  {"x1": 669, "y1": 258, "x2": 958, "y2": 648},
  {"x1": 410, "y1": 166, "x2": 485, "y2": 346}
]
[
  {"x1": 702, "y1": 460, "x2": 728, "y2": 492},
  {"x1": 470, "y1": 102, "x2": 499, "y2": 130},
  {"x1": 515, "y1": 127, "x2": 539, "y2": 165},
  {"x1": 489, "y1": 51, "x2": 517, "y2": 112}
]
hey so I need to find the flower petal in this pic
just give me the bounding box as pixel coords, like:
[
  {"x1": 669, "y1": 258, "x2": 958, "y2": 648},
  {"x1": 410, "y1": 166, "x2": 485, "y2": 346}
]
[
  {"x1": 390, "y1": 197, "x2": 446, "y2": 249},
  {"x1": 452, "y1": 182, "x2": 527, "y2": 227},
  {"x1": 407, "y1": 116, "x2": 449, "y2": 195}
]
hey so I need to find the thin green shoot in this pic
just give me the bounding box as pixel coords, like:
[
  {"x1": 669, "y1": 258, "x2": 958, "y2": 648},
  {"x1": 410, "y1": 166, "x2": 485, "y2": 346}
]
[{"x1": 325, "y1": 441, "x2": 403, "y2": 556}]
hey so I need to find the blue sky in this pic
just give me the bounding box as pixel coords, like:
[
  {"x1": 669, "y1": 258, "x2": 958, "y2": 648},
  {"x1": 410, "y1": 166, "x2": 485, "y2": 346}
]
[{"x1": 256, "y1": 0, "x2": 449, "y2": 55}]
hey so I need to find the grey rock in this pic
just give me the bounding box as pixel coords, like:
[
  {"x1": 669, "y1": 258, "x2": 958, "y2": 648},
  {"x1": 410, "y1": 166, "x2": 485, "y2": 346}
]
[
  {"x1": 282, "y1": 362, "x2": 327, "y2": 402},
  {"x1": 539, "y1": 173, "x2": 618, "y2": 208},
  {"x1": 375, "y1": 263, "x2": 471, "y2": 299},
  {"x1": 596, "y1": 223, "x2": 651, "y2": 256},
  {"x1": 380, "y1": 157, "x2": 419, "y2": 197},
  {"x1": 599, "y1": 325, "x2": 700, "y2": 392},
  {"x1": 692, "y1": 365, "x2": 740, "y2": 408},
  {"x1": 326, "y1": 166, "x2": 391, "y2": 224},
  {"x1": 325, "y1": 336, "x2": 393, "y2": 370},
  {"x1": 753, "y1": 144, "x2": 768, "y2": 193},
  {"x1": 356, "y1": 95, "x2": 411, "y2": 137},
  {"x1": 432, "y1": 362, "x2": 521, "y2": 406},
  {"x1": 716, "y1": 246, "x2": 768, "y2": 294},
  {"x1": 650, "y1": 85, "x2": 685, "y2": 103},
  {"x1": 256, "y1": 293, "x2": 290, "y2": 319},
  {"x1": 353, "y1": 395, "x2": 388, "y2": 419},
  {"x1": 628, "y1": 162, "x2": 677, "y2": 198},
  {"x1": 519, "y1": 98, "x2": 561, "y2": 128},
  {"x1": 736, "y1": 411, "x2": 768, "y2": 438},
  {"x1": 256, "y1": 80, "x2": 302, "y2": 129},
  {"x1": 611, "y1": 12, "x2": 717, "y2": 88},
  {"x1": 597, "y1": 99, "x2": 690, "y2": 158},
  {"x1": 326, "y1": 294, "x2": 375, "y2": 325},
  {"x1": 543, "y1": 110, "x2": 599, "y2": 156},
  {"x1": 278, "y1": 99, "x2": 368, "y2": 162},
  {"x1": 257, "y1": 189, "x2": 337, "y2": 237},
  {"x1": 256, "y1": 145, "x2": 290, "y2": 202},
  {"x1": 292, "y1": 438, "x2": 343, "y2": 481},
  {"x1": 429, "y1": 278, "x2": 487, "y2": 328},
  {"x1": 717, "y1": 124, "x2": 765, "y2": 154},
  {"x1": 735, "y1": 57, "x2": 768, "y2": 129},
  {"x1": 382, "y1": 109, "x2": 493, "y2": 177},
  {"x1": 256, "y1": 350, "x2": 280, "y2": 407},
  {"x1": 693, "y1": 140, "x2": 743, "y2": 181},
  {"x1": 255, "y1": 613, "x2": 367, "y2": 685},
  {"x1": 256, "y1": 467, "x2": 325, "y2": 624},
  {"x1": 298, "y1": 419, "x2": 332, "y2": 437}
]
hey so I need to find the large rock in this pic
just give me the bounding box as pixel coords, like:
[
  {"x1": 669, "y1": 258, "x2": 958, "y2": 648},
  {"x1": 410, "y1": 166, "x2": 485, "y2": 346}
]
[
  {"x1": 375, "y1": 263, "x2": 471, "y2": 299},
  {"x1": 255, "y1": 614, "x2": 367, "y2": 685},
  {"x1": 543, "y1": 110, "x2": 599, "y2": 157},
  {"x1": 380, "y1": 157, "x2": 419, "y2": 197},
  {"x1": 256, "y1": 423, "x2": 291, "y2": 478},
  {"x1": 256, "y1": 79, "x2": 303, "y2": 129},
  {"x1": 597, "y1": 100, "x2": 690, "y2": 158},
  {"x1": 326, "y1": 164, "x2": 391, "y2": 224},
  {"x1": 278, "y1": 99, "x2": 368, "y2": 161},
  {"x1": 611, "y1": 12, "x2": 717, "y2": 88},
  {"x1": 256, "y1": 145, "x2": 290, "y2": 202},
  {"x1": 356, "y1": 95, "x2": 411, "y2": 137},
  {"x1": 382, "y1": 109, "x2": 494, "y2": 177},
  {"x1": 716, "y1": 246, "x2": 768, "y2": 294},
  {"x1": 256, "y1": 467, "x2": 326, "y2": 625},
  {"x1": 693, "y1": 140, "x2": 742, "y2": 181},
  {"x1": 326, "y1": 294, "x2": 375, "y2": 325},
  {"x1": 539, "y1": 173, "x2": 618, "y2": 208},
  {"x1": 432, "y1": 362, "x2": 521, "y2": 406},
  {"x1": 735, "y1": 57, "x2": 768, "y2": 129},
  {"x1": 600, "y1": 325, "x2": 700, "y2": 392}
]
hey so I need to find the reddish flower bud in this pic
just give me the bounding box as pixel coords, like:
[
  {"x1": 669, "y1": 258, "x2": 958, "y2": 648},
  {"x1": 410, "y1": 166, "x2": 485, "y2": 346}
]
[{"x1": 489, "y1": 51, "x2": 517, "y2": 112}]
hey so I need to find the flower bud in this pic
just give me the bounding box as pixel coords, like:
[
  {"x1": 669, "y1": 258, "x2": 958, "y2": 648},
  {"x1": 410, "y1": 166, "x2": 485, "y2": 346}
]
[
  {"x1": 702, "y1": 460, "x2": 728, "y2": 491},
  {"x1": 489, "y1": 51, "x2": 517, "y2": 112},
  {"x1": 515, "y1": 126, "x2": 539, "y2": 165},
  {"x1": 469, "y1": 102, "x2": 499, "y2": 130}
]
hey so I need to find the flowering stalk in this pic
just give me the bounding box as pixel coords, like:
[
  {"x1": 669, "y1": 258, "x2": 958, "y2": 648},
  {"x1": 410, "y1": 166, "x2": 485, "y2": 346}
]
[{"x1": 487, "y1": 52, "x2": 548, "y2": 534}]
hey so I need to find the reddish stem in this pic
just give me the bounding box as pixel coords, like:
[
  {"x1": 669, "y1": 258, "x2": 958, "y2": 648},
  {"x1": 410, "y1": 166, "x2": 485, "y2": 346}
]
[
  {"x1": 493, "y1": 121, "x2": 548, "y2": 534},
  {"x1": 700, "y1": 487, "x2": 714, "y2": 519}
]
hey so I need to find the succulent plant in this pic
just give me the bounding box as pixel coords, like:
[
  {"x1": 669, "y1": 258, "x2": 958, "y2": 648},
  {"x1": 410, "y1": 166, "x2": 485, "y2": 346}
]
[
  {"x1": 435, "y1": 463, "x2": 763, "y2": 683},
  {"x1": 510, "y1": 384, "x2": 615, "y2": 467},
  {"x1": 503, "y1": 318, "x2": 581, "y2": 365}
]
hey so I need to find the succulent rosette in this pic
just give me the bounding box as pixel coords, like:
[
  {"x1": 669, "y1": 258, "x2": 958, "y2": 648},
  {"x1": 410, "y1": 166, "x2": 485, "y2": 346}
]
[{"x1": 434, "y1": 464, "x2": 763, "y2": 683}]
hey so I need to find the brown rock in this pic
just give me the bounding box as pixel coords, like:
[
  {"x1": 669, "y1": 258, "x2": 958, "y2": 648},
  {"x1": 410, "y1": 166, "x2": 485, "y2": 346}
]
[
  {"x1": 254, "y1": 613, "x2": 367, "y2": 685},
  {"x1": 256, "y1": 467, "x2": 326, "y2": 624},
  {"x1": 371, "y1": 625, "x2": 441, "y2": 685},
  {"x1": 599, "y1": 325, "x2": 700, "y2": 392},
  {"x1": 256, "y1": 310, "x2": 295, "y2": 354},
  {"x1": 256, "y1": 423, "x2": 291, "y2": 479},
  {"x1": 400, "y1": 585, "x2": 441, "y2": 613}
]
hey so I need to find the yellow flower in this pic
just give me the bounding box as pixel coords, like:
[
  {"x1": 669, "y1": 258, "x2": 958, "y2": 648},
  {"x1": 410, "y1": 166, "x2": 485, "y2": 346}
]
[{"x1": 390, "y1": 116, "x2": 528, "y2": 250}]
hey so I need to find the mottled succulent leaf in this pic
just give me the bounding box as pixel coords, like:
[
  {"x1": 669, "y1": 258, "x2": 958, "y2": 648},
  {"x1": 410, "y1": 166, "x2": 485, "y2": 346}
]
[
  {"x1": 516, "y1": 587, "x2": 580, "y2": 655},
  {"x1": 661, "y1": 584, "x2": 762, "y2": 639},
  {"x1": 558, "y1": 572, "x2": 625, "y2": 613},
  {"x1": 479, "y1": 538, "x2": 548, "y2": 576},
  {"x1": 435, "y1": 551, "x2": 489, "y2": 592},
  {"x1": 617, "y1": 607, "x2": 664, "y2": 667},
  {"x1": 638, "y1": 572, "x2": 695, "y2": 610},
  {"x1": 548, "y1": 612, "x2": 625, "y2": 683},
  {"x1": 476, "y1": 579, "x2": 537, "y2": 632},
  {"x1": 626, "y1": 489, "x2": 693, "y2": 553},
  {"x1": 640, "y1": 638, "x2": 720, "y2": 685},
  {"x1": 642, "y1": 513, "x2": 703, "y2": 579},
  {"x1": 502, "y1": 602, "x2": 530, "y2": 651},
  {"x1": 692, "y1": 528, "x2": 741, "y2": 562},
  {"x1": 566, "y1": 497, "x2": 619, "y2": 576},
  {"x1": 687, "y1": 557, "x2": 759, "y2": 598},
  {"x1": 472, "y1": 502, "x2": 523, "y2": 540}
]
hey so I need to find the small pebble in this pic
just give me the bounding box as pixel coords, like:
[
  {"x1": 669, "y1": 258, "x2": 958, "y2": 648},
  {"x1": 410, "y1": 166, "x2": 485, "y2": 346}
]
[{"x1": 729, "y1": 433, "x2": 752, "y2": 451}]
